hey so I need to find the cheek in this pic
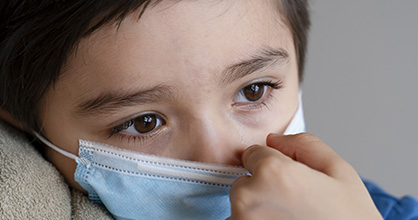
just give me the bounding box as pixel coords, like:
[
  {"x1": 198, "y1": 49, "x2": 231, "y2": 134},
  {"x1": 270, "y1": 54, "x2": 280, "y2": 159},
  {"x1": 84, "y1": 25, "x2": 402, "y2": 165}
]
[
  {"x1": 236, "y1": 110, "x2": 290, "y2": 147},
  {"x1": 235, "y1": 91, "x2": 299, "y2": 146},
  {"x1": 40, "y1": 90, "x2": 79, "y2": 155}
]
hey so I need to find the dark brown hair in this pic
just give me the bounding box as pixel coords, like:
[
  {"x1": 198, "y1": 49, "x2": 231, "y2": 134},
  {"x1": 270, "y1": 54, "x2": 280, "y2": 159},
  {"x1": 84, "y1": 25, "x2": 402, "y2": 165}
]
[{"x1": 0, "y1": 0, "x2": 310, "y2": 131}]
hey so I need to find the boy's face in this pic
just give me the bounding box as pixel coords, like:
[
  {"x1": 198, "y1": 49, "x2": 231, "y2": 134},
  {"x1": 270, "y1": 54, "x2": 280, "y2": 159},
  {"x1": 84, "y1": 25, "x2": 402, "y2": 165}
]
[{"x1": 40, "y1": 0, "x2": 299, "y2": 190}]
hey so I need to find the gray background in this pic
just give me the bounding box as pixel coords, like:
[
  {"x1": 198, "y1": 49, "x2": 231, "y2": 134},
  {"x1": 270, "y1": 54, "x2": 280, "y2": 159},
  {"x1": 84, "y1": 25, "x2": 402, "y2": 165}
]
[{"x1": 303, "y1": 1, "x2": 418, "y2": 198}]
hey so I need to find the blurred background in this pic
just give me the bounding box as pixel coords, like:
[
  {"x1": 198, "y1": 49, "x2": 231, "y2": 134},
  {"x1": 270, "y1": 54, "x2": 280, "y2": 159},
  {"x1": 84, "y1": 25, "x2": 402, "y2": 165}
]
[{"x1": 303, "y1": 0, "x2": 418, "y2": 198}]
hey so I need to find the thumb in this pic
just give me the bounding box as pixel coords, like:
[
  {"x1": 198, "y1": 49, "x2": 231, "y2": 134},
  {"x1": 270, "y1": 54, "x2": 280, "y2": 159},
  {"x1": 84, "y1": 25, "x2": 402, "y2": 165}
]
[{"x1": 266, "y1": 133, "x2": 355, "y2": 180}]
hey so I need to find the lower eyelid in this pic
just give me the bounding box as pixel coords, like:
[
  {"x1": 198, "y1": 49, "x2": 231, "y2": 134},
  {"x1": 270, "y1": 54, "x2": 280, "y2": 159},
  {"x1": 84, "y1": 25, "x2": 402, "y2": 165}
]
[{"x1": 112, "y1": 125, "x2": 166, "y2": 146}]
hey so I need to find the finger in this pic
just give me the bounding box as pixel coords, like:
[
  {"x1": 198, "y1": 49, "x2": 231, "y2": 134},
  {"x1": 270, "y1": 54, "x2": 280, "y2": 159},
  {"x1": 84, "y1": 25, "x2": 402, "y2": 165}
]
[
  {"x1": 230, "y1": 175, "x2": 251, "y2": 195},
  {"x1": 229, "y1": 174, "x2": 284, "y2": 220},
  {"x1": 229, "y1": 175, "x2": 251, "y2": 206},
  {"x1": 241, "y1": 144, "x2": 292, "y2": 175},
  {"x1": 266, "y1": 133, "x2": 355, "y2": 179},
  {"x1": 229, "y1": 175, "x2": 253, "y2": 220}
]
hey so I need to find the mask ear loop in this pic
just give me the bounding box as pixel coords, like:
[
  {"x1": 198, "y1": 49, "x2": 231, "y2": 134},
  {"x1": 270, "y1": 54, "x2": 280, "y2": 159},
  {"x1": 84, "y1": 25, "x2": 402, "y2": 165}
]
[{"x1": 33, "y1": 132, "x2": 78, "y2": 161}]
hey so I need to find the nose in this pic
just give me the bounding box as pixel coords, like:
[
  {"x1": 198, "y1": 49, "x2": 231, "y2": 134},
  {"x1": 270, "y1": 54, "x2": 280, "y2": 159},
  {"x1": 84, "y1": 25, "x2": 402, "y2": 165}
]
[{"x1": 184, "y1": 113, "x2": 245, "y2": 166}]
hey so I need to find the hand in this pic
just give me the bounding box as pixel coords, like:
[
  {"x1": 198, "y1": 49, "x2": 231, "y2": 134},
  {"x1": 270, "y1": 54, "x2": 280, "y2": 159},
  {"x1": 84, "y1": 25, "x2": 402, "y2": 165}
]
[{"x1": 228, "y1": 133, "x2": 383, "y2": 220}]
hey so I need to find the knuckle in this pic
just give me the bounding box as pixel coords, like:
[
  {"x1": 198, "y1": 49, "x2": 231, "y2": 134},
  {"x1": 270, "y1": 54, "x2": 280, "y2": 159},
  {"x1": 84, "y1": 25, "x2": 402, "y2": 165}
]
[
  {"x1": 256, "y1": 155, "x2": 282, "y2": 175},
  {"x1": 231, "y1": 187, "x2": 254, "y2": 209},
  {"x1": 255, "y1": 156, "x2": 295, "y2": 183},
  {"x1": 334, "y1": 158, "x2": 355, "y2": 172}
]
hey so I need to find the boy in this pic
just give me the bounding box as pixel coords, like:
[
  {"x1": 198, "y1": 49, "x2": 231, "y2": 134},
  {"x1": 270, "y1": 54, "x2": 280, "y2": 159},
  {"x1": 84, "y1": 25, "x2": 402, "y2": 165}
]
[{"x1": 1, "y1": 0, "x2": 417, "y2": 219}]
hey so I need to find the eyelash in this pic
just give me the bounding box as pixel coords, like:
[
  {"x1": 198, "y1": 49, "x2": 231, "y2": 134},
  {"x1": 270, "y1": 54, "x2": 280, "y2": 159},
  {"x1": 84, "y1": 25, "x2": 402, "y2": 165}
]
[
  {"x1": 255, "y1": 80, "x2": 283, "y2": 90},
  {"x1": 109, "y1": 120, "x2": 133, "y2": 138},
  {"x1": 111, "y1": 132, "x2": 151, "y2": 145},
  {"x1": 108, "y1": 79, "x2": 283, "y2": 144}
]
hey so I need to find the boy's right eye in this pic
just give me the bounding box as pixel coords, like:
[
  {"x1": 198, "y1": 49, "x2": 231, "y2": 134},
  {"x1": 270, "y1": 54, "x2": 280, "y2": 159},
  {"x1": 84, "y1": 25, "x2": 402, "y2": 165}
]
[{"x1": 110, "y1": 113, "x2": 166, "y2": 138}]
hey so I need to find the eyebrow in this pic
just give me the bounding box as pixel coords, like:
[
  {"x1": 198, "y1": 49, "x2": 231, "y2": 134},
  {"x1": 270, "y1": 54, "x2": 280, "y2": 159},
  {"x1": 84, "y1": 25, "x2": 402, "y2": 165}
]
[
  {"x1": 220, "y1": 46, "x2": 289, "y2": 86},
  {"x1": 74, "y1": 85, "x2": 175, "y2": 116},
  {"x1": 74, "y1": 47, "x2": 289, "y2": 117}
]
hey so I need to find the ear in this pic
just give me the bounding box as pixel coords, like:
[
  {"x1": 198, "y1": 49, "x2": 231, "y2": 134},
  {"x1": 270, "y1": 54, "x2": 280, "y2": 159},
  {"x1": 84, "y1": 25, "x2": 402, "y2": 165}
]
[{"x1": 0, "y1": 108, "x2": 30, "y2": 132}]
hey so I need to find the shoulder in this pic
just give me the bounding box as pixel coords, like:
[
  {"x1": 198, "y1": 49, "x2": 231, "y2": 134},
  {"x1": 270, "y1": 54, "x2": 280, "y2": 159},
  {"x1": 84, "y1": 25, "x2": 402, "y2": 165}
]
[{"x1": 364, "y1": 180, "x2": 418, "y2": 220}]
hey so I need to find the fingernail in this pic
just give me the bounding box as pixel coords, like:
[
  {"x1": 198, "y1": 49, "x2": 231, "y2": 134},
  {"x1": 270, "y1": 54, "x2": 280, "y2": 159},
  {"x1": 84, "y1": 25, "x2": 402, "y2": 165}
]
[{"x1": 268, "y1": 133, "x2": 283, "y2": 138}]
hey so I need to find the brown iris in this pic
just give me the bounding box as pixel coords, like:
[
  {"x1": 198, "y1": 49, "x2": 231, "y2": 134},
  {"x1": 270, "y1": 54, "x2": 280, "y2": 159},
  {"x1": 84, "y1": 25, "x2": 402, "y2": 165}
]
[
  {"x1": 243, "y1": 84, "x2": 264, "y2": 101},
  {"x1": 134, "y1": 114, "x2": 158, "y2": 133}
]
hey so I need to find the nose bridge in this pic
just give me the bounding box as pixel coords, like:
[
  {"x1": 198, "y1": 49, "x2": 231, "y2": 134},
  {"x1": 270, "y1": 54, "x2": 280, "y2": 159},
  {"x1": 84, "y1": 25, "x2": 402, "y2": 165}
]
[{"x1": 188, "y1": 110, "x2": 244, "y2": 166}]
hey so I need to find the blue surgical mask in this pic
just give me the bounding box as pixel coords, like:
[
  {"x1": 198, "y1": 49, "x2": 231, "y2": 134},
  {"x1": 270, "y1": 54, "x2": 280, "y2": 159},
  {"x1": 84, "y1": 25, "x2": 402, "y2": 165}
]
[{"x1": 35, "y1": 93, "x2": 305, "y2": 220}]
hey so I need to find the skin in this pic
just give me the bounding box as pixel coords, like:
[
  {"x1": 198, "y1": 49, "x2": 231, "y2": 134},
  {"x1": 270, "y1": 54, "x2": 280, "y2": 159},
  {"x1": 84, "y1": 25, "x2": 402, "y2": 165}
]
[
  {"x1": 39, "y1": 0, "x2": 299, "y2": 192},
  {"x1": 1, "y1": 0, "x2": 382, "y2": 218}
]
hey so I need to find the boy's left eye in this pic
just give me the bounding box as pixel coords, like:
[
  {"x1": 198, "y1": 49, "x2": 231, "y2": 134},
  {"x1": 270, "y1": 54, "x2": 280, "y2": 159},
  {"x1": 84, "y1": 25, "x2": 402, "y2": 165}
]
[
  {"x1": 234, "y1": 81, "x2": 282, "y2": 104},
  {"x1": 129, "y1": 114, "x2": 162, "y2": 134},
  {"x1": 240, "y1": 84, "x2": 265, "y2": 101}
]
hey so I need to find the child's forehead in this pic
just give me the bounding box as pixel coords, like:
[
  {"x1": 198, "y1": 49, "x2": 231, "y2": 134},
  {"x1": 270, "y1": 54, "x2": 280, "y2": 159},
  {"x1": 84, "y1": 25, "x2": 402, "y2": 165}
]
[
  {"x1": 89, "y1": 0, "x2": 287, "y2": 40},
  {"x1": 67, "y1": 0, "x2": 292, "y2": 69},
  {"x1": 57, "y1": 0, "x2": 295, "y2": 97}
]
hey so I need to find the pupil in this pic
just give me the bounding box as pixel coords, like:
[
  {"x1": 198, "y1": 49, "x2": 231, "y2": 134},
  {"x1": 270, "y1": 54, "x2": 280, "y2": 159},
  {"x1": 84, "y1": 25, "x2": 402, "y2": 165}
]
[
  {"x1": 134, "y1": 114, "x2": 157, "y2": 133},
  {"x1": 244, "y1": 84, "x2": 264, "y2": 101}
]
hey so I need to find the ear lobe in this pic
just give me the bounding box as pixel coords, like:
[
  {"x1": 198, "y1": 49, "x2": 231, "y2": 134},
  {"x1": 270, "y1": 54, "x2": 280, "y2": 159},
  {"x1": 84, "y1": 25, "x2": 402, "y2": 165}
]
[{"x1": 0, "y1": 108, "x2": 30, "y2": 132}]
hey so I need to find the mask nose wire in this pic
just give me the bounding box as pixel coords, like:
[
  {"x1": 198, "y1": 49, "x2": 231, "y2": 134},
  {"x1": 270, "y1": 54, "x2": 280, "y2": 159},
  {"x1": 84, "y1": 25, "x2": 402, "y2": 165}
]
[{"x1": 33, "y1": 132, "x2": 78, "y2": 161}]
